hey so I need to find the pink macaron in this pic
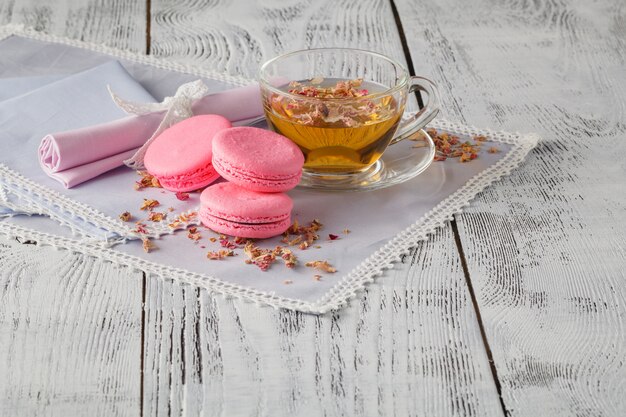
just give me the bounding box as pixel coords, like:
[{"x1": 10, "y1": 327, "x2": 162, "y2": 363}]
[
  {"x1": 212, "y1": 126, "x2": 304, "y2": 192},
  {"x1": 144, "y1": 115, "x2": 231, "y2": 192},
  {"x1": 199, "y1": 182, "x2": 293, "y2": 238}
]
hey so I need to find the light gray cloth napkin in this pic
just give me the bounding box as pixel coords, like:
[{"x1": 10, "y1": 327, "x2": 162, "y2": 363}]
[{"x1": 0, "y1": 61, "x2": 171, "y2": 238}]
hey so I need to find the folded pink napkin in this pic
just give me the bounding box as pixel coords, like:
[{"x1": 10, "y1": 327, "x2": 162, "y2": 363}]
[{"x1": 39, "y1": 83, "x2": 264, "y2": 188}]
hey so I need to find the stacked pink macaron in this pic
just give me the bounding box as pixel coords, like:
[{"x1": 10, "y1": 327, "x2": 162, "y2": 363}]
[
  {"x1": 200, "y1": 127, "x2": 304, "y2": 238},
  {"x1": 144, "y1": 114, "x2": 231, "y2": 192},
  {"x1": 143, "y1": 116, "x2": 304, "y2": 239}
]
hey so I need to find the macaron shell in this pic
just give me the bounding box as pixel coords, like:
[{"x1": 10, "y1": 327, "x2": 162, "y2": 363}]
[
  {"x1": 158, "y1": 169, "x2": 221, "y2": 193},
  {"x1": 144, "y1": 115, "x2": 231, "y2": 191},
  {"x1": 213, "y1": 156, "x2": 301, "y2": 193},
  {"x1": 199, "y1": 211, "x2": 291, "y2": 239},
  {"x1": 199, "y1": 182, "x2": 293, "y2": 239},
  {"x1": 211, "y1": 126, "x2": 304, "y2": 191},
  {"x1": 200, "y1": 182, "x2": 293, "y2": 223}
]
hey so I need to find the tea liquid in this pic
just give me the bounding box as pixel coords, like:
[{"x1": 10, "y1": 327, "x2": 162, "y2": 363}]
[{"x1": 264, "y1": 79, "x2": 403, "y2": 173}]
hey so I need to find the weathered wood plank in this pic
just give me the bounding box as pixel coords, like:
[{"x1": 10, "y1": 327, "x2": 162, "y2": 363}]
[
  {"x1": 395, "y1": 0, "x2": 626, "y2": 415},
  {"x1": 143, "y1": 227, "x2": 503, "y2": 417},
  {"x1": 150, "y1": 0, "x2": 407, "y2": 78},
  {"x1": 144, "y1": 1, "x2": 505, "y2": 414},
  {"x1": 0, "y1": 237, "x2": 143, "y2": 417},
  {"x1": 0, "y1": 0, "x2": 147, "y2": 52},
  {"x1": 0, "y1": 1, "x2": 148, "y2": 416}
]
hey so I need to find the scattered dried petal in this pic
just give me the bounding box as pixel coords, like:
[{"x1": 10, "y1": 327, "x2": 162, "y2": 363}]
[
  {"x1": 283, "y1": 219, "x2": 323, "y2": 250},
  {"x1": 488, "y1": 146, "x2": 500, "y2": 153},
  {"x1": 175, "y1": 192, "x2": 190, "y2": 201},
  {"x1": 134, "y1": 222, "x2": 148, "y2": 234},
  {"x1": 168, "y1": 220, "x2": 182, "y2": 229},
  {"x1": 148, "y1": 211, "x2": 166, "y2": 222},
  {"x1": 305, "y1": 260, "x2": 337, "y2": 273},
  {"x1": 134, "y1": 171, "x2": 162, "y2": 190},
  {"x1": 178, "y1": 211, "x2": 197, "y2": 222},
  {"x1": 220, "y1": 238, "x2": 238, "y2": 249},
  {"x1": 142, "y1": 238, "x2": 156, "y2": 253},
  {"x1": 140, "y1": 199, "x2": 160, "y2": 211},
  {"x1": 188, "y1": 226, "x2": 202, "y2": 241},
  {"x1": 313, "y1": 275, "x2": 322, "y2": 281},
  {"x1": 243, "y1": 242, "x2": 298, "y2": 271},
  {"x1": 283, "y1": 279, "x2": 293, "y2": 285},
  {"x1": 119, "y1": 211, "x2": 132, "y2": 222},
  {"x1": 207, "y1": 249, "x2": 235, "y2": 260}
]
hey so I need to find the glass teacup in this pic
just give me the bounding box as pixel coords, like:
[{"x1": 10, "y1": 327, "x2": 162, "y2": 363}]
[{"x1": 258, "y1": 48, "x2": 439, "y2": 184}]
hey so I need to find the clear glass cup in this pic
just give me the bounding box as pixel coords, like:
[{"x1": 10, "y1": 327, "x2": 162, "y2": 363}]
[{"x1": 258, "y1": 48, "x2": 439, "y2": 190}]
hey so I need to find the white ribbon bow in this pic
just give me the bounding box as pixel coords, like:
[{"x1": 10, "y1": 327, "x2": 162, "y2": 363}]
[{"x1": 108, "y1": 79, "x2": 210, "y2": 170}]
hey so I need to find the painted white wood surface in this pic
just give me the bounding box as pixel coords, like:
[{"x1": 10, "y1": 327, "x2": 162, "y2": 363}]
[
  {"x1": 1, "y1": 0, "x2": 624, "y2": 416},
  {"x1": 142, "y1": 227, "x2": 501, "y2": 417},
  {"x1": 144, "y1": 0, "x2": 501, "y2": 415},
  {"x1": 0, "y1": 1, "x2": 147, "y2": 416},
  {"x1": 396, "y1": 0, "x2": 626, "y2": 415},
  {"x1": 0, "y1": 238, "x2": 143, "y2": 417}
]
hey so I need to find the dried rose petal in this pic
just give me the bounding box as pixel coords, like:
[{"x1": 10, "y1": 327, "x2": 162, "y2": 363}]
[
  {"x1": 142, "y1": 238, "x2": 156, "y2": 253},
  {"x1": 328, "y1": 234, "x2": 339, "y2": 241},
  {"x1": 135, "y1": 171, "x2": 162, "y2": 190},
  {"x1": 168, "y1": 220, "x2": 182, "y2": 229},
  {"x1": 305, "y1": 260, "x2": 337, "y2": 273},
  {"x1": 283, "y1": 219, "x2": 324, "y2": 250},
  {"x1": 488, "y1": 147, "x2": 500, "y2": 153},
  {"x1": 207, "y1": 249, "x2": 234, "y2": 260},
  {"x1": 188, "y1": 226, "x2": 202, "y2": 241},
  {"x1": 175, "y1": 192, "x2": 190, "y2": 201},
  {"x1": 119, "y1": 211, "x2": 132, "y2": 222},
  {"x1": 148, "y1": 212, "x2": 166, "y2": 222},
  {"x1": 220, "y1": 238, "x2": 237, "y2": 249},
  {"x1": 134, "y1": 222, "x2": 148, "y2": 234},
  {"x1": 140, "y1": 199, "x2": 160, "y2": 211},
  {"x1": 178, "y1": 211, "x2": 197, "y2": 222}
]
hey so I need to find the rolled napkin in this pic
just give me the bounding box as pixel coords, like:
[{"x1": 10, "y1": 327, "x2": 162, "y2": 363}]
[{"x1": 39, "y1": 82, "x2": 264, "y2": 188}]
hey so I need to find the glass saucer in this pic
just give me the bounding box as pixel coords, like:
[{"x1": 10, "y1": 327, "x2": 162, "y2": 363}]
[{"x1": 297, "y1": 129, "x2": 435, "y2": 192}]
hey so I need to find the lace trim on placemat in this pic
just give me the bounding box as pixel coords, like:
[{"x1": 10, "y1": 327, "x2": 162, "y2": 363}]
[
  {"x1": 0, "y1": 24, "x2": 539, "y2": 313},
  {"x1": 0, "y1": 124, "x2": 538, "y2": 313},
  {"x1": 0, "y1": 164, "x2": 202, "y2": 243}
]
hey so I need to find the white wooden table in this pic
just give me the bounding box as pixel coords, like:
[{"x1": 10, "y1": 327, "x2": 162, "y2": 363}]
[{"x1": 1, "y1": 1, "x2": 625, "y2": 416}]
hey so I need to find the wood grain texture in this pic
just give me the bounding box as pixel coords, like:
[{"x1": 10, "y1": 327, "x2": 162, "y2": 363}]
[
  {"x1": 143, "y1": 227, "x2": 503, "y2": 417},
  {"x1": 395, "y1": 0, "x2": 626, "y2": 415},
  {"x1": 0, "y1": 1, "x2": 148, "y2": 415},
  {"x1": 145, "y1": 1, "x2": 502, "y2": 415},
  {"x1": 0, "y1": 237, "x2": 143, "y2": 417},
  {"x1": 0, "y1": 0, "x2": 147, "y2": 52},
  {"x1": 150, "y1": 0, "x2": 407, "y2": 78}
]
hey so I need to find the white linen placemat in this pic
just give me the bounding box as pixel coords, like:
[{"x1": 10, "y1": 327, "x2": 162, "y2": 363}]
[{"x1": 0, "y1": 26, "x2": 538, "y2": 313}]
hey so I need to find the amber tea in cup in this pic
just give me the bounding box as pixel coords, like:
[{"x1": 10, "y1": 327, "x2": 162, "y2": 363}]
[
  {"x1": 259, "y1": 48, "x2": 440, "y2": 178},
  {"x1": 265, "y1": 78, "x2": 403, "y2": 173}
]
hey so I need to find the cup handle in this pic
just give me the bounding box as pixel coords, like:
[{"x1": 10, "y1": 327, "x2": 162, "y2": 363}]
[{"x1": 390, "y1": 76, "x2": 440, "y2": 145}]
